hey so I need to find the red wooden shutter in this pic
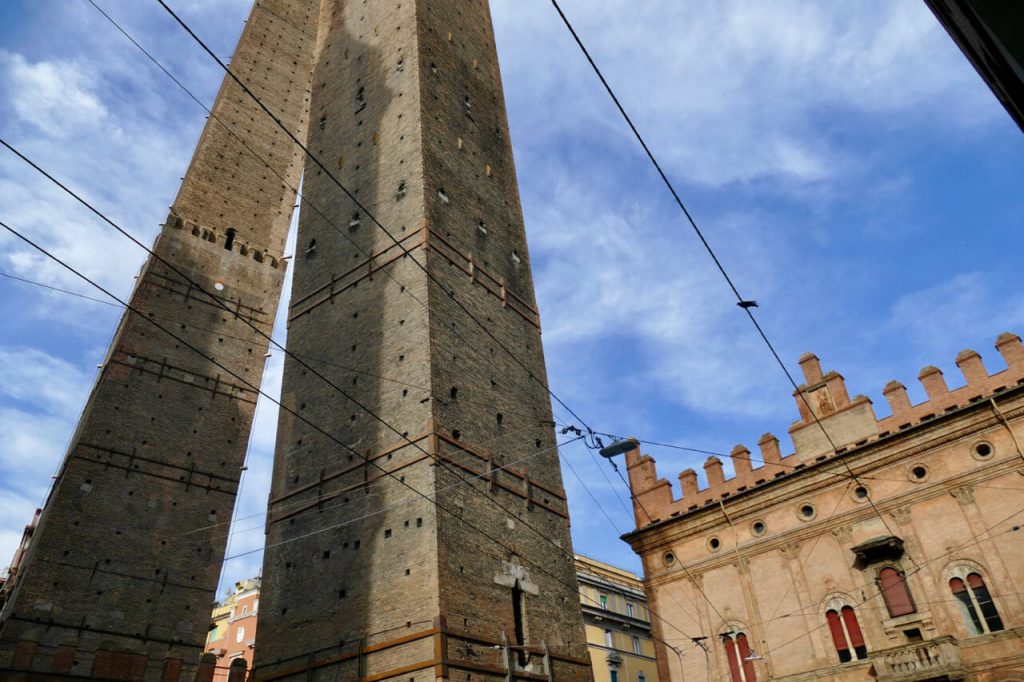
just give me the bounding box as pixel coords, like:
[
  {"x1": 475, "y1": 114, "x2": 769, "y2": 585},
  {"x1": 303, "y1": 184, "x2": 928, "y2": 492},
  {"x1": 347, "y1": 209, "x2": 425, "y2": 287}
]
[
  {"x1": 880, "y1": 567, "x2": 915, "y2": 617},
  {"x1": 723, "y1": 637, "x2": 742, "y2": 682},
  {"x1": 737, "y1": 633, "x2": 757, "y2": 682},
  {"x1": 841, "y1": 606, "x2": 865, "y2": 648},
  {"x1": 826, "y1": 610, "x2": 848, "y2": 652}
]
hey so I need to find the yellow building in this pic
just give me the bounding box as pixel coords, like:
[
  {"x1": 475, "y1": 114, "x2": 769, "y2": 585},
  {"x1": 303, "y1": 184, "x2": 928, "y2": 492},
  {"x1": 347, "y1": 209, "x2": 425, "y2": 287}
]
[{"x1": 577, "y1": 555, "x2": 660, "y2": 682}]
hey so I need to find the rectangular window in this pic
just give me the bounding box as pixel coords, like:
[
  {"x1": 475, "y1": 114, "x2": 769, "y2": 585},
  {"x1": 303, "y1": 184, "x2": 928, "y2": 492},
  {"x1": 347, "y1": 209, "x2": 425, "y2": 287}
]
[
  {"x1": 627, "y1": 602, "x2": 635, "y2": 618},
  {"x1": 632, "y1": 637, "x2": 641, "y2": 654},
  {"x1": 604, "y1": 630, "x2": 614, "y2": 648},
  {"x1": 600, "y1": 594, "x2": 608, "y2": 609},
  {"x1": 610, "y1": 671, "x2": 618, "y2": 682}
]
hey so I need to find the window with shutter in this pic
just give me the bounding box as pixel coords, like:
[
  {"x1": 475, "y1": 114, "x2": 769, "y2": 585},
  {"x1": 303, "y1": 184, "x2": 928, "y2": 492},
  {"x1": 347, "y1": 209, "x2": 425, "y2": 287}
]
[
  {"x1": 950, "y1": 571, "x2": 1004, "y2": 635},
  {"x1": 879, "y1": 567, "x2": 916, "y2": 617}
]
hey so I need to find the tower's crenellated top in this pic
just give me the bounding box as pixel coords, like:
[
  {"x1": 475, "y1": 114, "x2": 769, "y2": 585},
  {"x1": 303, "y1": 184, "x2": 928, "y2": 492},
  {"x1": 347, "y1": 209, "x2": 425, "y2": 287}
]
[{"x1": 624, "y1": 332, "x2": 1024, "y2": 527}]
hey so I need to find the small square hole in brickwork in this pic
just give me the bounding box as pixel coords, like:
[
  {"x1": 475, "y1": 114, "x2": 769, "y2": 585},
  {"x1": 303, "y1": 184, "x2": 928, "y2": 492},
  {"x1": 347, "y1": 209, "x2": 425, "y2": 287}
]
[
  {"x1": 323, "y1": 550, "x2": 330, "y2": 559},
  {"x1": 384, "y1": 529, "x2": 392, "y2": 538}
]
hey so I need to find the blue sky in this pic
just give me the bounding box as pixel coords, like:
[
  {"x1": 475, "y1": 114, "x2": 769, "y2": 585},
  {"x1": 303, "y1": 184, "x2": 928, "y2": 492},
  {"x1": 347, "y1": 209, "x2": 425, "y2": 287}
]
[{"x1": 1, "y1": 0, "x2": 1023, "y2": 595}]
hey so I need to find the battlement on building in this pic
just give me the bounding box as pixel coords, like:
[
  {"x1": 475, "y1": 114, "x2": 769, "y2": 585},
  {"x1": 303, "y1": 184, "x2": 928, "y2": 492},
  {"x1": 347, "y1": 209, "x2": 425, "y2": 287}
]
[
  {"x1": 625, "y1": 332, "x2": 1024, "y2": 526},
  {"x1": 165, "y1": 212, "x2": 286, "y2": 270}
]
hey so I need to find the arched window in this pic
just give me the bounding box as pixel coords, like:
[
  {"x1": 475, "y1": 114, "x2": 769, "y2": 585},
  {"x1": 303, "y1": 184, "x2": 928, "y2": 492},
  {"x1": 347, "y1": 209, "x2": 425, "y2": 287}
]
[
  {"x1": 826, "y1": 606, "x2": 868, "y2": 662},
  {"x1": 878, "y1": 567, "x2": 916, "y2": 617},
  {"x1": 722, "y1": 631, "x2": 757, "y2": 682},
  {"x1": 950, "y1": 571, "x2": 1003, "y2": 635}
]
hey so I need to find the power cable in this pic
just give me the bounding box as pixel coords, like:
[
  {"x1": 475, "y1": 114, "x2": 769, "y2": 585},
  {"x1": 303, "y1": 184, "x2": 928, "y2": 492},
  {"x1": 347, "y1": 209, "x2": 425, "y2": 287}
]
[
  {"x1": 0, "y1": 270, "x2": 121, "y2": 307},
  {"x1": 547, "y1": 0, "x2": 918, "y2": 570},
  {"x1": 81, "y1": 0, "x2": 614, "y2": 579},
  {"x1": 81, "y1": 0, "x2": 547, "y2": 430},
  {"x1": 604, "y1": 430, "x2": 1024, "y2": 500},
  {"x1": 2, "y1": 264, "x2": 545, "y2": 425},
  {"x1": 154, "y1": 0, "x2": 594, "y2": 435},
  {"x1": 69, "y1": 6, "x2": 662, "y2": 646},
  {"x1": 0, "y1": 137, "x2": 598, "y2": 609},
  {"x1": 0, "y1": 214, "x2": 699, "y2": 655},
  {"x1": 186, "y1": 419, "x2": 558, "y2": 539},
  {"x1": 0, "y1": 215, "x2": 606, "y2": 655}
]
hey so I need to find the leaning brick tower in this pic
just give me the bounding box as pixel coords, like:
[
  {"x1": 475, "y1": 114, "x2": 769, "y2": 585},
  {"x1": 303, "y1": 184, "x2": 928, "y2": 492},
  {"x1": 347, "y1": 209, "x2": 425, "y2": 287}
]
[
  {"x1": 0, "y1": 1, "x2": 320, "y2": 678},
  {"x1": 254, "y1": 1, "x2": 592, "y2": 681}
]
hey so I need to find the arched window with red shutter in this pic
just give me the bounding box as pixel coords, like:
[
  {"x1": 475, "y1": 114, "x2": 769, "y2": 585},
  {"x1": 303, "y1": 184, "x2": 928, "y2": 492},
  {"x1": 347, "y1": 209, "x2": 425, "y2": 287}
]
[
  {"x1": 879, "y1": 567, "x2": 916, "y2": 617},
  {"x1": 950, "y1": 569, "x2": 1004, "y2": 635},
  {"x1": 825, "y1": 603, "x2": 868, "y2": 663},
  {"x1": 721, "y1": 629, "x2": 757, "y2": 682}
]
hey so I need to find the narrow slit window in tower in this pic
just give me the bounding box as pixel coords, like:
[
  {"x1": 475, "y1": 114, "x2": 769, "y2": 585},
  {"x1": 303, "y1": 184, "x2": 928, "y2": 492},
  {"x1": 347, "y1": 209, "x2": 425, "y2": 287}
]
[{"x1": 512, "y1": 583, "x2": 526, "y2": 666}]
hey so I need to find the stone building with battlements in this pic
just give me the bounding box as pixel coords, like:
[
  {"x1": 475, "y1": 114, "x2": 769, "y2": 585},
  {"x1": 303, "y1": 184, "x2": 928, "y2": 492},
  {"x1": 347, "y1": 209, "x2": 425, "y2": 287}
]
[{"x1": 623, "y1": 333, "x2": 1024, "y2": 682}]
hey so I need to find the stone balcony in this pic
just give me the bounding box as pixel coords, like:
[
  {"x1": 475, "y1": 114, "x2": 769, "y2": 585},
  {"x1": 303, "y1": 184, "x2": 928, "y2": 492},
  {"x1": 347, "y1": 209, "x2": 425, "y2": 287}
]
[{"x1": 870, "y1": 636, "x2": 967, "y2": 682}]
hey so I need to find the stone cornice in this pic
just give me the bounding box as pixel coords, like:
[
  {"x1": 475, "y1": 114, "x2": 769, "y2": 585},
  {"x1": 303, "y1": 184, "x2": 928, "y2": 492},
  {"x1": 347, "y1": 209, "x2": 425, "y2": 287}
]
[{"x1": 638, "y1": 453, "x2": 1022, "y2": 586}]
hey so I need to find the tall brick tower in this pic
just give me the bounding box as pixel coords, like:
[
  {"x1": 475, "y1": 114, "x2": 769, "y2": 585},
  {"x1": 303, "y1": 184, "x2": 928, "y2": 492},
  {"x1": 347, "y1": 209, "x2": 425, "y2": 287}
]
[
  {"x1": 254, "y1": 1, "x2": 592, "y2": 681},
  {"x1": 0, "y1": 1, "x2": 320, "y2": 678}
]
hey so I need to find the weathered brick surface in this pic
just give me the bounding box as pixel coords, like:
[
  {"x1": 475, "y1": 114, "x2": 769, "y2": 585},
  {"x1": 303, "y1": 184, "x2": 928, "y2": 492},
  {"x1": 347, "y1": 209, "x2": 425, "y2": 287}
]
[
  {"x1": 255, "y1": 2, "x2": 590, "y2": 681},
  {"x1": 0, "y1": 1, "x2": 320, "y2": 679}
]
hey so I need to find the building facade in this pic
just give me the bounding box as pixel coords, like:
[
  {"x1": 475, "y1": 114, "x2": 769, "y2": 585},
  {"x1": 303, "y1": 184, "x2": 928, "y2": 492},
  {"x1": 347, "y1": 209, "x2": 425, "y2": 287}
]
[
  {"x1": 576, "y1": 556, "x2": 659, "y2": 682},
  {"x1": 624, "y1": 333, "x2": 1024, "y2": 682},
  {"x1": 204, "y1": 579, "x2": 260, "y2": 681}
]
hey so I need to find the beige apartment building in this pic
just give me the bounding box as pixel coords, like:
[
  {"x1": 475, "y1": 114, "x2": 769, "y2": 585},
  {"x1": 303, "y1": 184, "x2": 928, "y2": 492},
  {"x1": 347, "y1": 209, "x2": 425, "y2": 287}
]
[
  {"x1": 623, "y1": 333, "x2": 1024, "y2": 682},
  {"x1": 577, "y1": 555, "x2": 660, "y2": 682}
]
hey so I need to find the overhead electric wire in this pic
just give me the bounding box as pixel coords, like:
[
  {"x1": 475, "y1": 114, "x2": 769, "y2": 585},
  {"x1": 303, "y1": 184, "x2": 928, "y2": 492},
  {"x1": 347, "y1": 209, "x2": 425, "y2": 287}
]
[
  {"x1": 2, "y1": 265, "x2": 548, "y2": 425},
  {"x1": 545, "y1": 14, "x2": 932, "y2": 659},
  {"x1": 547, "y1": 0, "x2": 916, "y2": 575},
  {"x1": 0, "y1": 136, "x2": 601, "y2": 608},
  {"x1": 153, "y1": 0, "x2": 594, "y2": 436},
  {"x1": 185, "y1": 418, "x2": 561, "y2": 539},
  {"x1": 0, "y1": 216, "x2": 680, "y2": 657},
  {"x1": 81, "y1": 0, "x2": 549, "y2": 430},
  {"x1": 557, "y1": 440, "x2": 628, "y2": 534},
  {"x1": 84, "y1": 5, "x2": 689, "y2": 651},
  {"x1": 0, "y1": 160, "x2": 697, "y2": 653},
  {"x1": 0, "y1": 270, "x2": 121, "y2": 307},
  {"x1": 83, "y1": 0, "x2": 616, "y2": 580}
]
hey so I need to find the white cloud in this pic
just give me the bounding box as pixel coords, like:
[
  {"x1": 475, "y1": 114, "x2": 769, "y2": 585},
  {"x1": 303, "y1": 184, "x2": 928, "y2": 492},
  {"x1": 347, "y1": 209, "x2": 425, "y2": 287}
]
[
  {"x1": 493, "y1": 0, "x2": 995, "y2": 187},
  {"x1": 0, "y1": 347, "x2": 94, "y2": 416},
  {"x1": 2, "y1": 52, "x2": 108, "y2": 138},
  {"x1": 887, "y1": 273, "x2": 1024, "y2": 364}
]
